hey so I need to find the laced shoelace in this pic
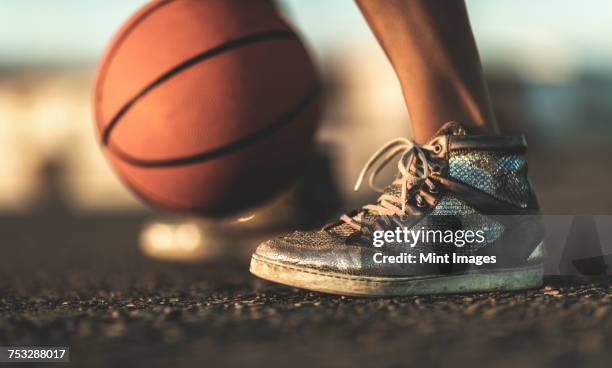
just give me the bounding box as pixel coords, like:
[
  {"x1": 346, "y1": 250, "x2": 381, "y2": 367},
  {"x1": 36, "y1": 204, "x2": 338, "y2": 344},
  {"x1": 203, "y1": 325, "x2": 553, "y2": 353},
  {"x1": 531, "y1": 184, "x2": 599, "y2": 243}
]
[{"x1": 339, "y1": 138, "x2": 438, "y2": 231}]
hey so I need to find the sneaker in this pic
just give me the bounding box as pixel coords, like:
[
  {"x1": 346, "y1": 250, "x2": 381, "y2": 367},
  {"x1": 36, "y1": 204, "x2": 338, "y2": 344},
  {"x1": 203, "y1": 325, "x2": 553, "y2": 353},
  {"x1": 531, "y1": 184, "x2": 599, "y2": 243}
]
[{"x1": 250, "y1": 122, "x2": 544, "y2": 296}]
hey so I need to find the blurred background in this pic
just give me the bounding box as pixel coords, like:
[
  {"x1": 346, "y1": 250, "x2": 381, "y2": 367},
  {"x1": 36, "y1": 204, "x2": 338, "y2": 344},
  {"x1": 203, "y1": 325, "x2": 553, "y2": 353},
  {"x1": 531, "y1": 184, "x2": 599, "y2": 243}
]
[{"x1": 1, "y1": 0, "x2": 612, "y2": 270}]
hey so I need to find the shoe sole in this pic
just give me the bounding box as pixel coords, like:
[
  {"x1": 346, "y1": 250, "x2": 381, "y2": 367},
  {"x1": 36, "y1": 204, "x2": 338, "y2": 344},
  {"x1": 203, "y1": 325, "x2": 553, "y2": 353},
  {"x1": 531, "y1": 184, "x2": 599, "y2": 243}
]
[{"x1": 250, "y1": 254, "x2": 544, "y2": 297}]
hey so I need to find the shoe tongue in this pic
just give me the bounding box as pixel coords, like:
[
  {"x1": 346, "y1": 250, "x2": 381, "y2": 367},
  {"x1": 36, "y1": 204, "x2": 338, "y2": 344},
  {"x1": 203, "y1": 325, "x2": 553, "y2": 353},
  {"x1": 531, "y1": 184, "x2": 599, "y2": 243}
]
[
  {"x1": 430, "y1": 121, "x2": 467, "y2": 141},
  {"x1": 382, "y1": 122, "x2": 466, "y2": 196}
]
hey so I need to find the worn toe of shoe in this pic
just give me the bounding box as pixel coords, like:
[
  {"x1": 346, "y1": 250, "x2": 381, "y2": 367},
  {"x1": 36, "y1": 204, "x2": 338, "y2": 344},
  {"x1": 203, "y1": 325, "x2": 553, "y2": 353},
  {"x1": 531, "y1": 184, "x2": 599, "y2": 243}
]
[{"x1": 253, "y1": 231, "x2": 363, "y2": 273}]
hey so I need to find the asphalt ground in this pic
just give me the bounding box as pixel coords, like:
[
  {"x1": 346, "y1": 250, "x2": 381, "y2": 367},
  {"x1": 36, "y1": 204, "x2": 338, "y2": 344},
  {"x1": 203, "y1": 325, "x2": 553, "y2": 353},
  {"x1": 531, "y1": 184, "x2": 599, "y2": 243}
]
[{"x1": 0, "y1": 213, "x2": 611, "y2": 368}]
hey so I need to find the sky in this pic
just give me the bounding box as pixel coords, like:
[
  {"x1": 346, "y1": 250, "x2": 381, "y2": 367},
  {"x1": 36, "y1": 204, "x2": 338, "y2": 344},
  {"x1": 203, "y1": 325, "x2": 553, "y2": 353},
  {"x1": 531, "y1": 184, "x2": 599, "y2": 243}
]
[{"x1": 1, "y1": 0, "x2": 612, "y2": 74}]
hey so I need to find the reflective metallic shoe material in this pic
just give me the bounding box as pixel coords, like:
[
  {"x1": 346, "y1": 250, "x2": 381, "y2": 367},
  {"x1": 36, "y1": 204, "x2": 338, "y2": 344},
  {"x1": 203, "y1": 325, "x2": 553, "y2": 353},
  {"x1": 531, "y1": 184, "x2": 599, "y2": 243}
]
[{"x1": 250, "y1": 122, "x2": 544, "y2": 296}]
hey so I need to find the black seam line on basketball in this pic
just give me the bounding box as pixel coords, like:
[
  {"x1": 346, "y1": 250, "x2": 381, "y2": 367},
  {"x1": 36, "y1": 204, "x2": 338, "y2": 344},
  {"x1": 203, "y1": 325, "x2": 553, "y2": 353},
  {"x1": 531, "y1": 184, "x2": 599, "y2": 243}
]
[
  {"x1": 100, "y1": 29, "x2": 298, "y2": 145},
  {"x1": 107, "y1": 84, "x2": 319, "y2": 168},
  {"x1": 94, "y1": 0, "x2": 174, "y2": 129},
  {"x1": 96, "y1": 0, "x2": 173, "y2": 93}
]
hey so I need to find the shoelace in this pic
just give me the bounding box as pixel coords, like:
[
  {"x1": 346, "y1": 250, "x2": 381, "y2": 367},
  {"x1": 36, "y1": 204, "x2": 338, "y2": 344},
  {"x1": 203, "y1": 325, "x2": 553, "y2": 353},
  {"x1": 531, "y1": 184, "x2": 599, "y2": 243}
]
[{"x1": 340, "y1": 138, "x2": 437, "y2": 231}]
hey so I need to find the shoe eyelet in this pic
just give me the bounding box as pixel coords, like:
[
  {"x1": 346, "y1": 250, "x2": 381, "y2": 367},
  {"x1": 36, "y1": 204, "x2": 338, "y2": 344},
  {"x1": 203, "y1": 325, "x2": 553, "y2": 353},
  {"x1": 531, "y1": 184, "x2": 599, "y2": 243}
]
[
  {"x1": 431, "y1": 164, "x2": 443, "y2": 174},
  {"x1": 432, "y1": 143, "x2": 442, "y2": 154}
]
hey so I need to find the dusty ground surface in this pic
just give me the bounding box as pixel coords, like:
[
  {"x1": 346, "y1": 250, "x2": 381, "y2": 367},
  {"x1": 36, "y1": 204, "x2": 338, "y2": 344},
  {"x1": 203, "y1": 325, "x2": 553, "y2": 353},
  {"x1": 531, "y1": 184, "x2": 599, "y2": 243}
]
[{"x1": 0, "y1": 213, "x2": 611, "y2": 368}]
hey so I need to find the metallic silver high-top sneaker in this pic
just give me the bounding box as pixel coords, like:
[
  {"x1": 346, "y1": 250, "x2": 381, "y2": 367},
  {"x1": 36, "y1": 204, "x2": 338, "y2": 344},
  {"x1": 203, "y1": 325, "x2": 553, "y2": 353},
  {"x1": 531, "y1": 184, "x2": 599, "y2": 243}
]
[{"x1": 250, "y1": 122, "x2": 544, "y2": 296}]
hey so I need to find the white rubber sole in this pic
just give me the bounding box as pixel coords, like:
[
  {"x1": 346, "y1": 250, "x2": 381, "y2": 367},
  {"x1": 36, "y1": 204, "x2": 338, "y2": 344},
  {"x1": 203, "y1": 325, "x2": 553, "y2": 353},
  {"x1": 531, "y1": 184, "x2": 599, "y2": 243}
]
[{"x1": 250, "y1": 254, "x2": 544, "y2": 297}]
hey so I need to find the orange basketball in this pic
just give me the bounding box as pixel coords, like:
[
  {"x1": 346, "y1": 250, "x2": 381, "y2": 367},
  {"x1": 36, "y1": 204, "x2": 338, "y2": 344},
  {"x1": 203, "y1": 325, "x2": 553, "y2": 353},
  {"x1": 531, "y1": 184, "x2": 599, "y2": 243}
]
[{"x1": 93, "y1": 0, "x2": 320, "y2": 216}]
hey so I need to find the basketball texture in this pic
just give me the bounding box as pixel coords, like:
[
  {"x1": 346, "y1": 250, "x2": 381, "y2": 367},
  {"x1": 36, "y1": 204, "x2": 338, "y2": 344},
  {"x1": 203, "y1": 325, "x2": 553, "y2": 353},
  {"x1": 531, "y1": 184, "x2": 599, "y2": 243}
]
[{"x1": 94, "y1": 0, "x2": 320, "y2": 216}]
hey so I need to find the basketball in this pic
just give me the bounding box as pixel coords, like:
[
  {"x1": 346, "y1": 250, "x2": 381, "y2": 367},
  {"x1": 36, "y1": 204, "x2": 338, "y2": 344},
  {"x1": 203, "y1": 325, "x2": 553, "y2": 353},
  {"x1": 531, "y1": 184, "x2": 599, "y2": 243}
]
[{"x1": 93, "y1": 0, "x2": 320, "y2": 216}]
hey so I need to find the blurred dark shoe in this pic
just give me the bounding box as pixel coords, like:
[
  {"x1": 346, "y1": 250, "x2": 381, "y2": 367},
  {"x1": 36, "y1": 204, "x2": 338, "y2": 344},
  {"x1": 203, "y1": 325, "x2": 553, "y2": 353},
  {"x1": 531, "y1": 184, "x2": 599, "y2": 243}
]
[{"x1": 140, "y1": 146, "x2": 343, "y2": 263}]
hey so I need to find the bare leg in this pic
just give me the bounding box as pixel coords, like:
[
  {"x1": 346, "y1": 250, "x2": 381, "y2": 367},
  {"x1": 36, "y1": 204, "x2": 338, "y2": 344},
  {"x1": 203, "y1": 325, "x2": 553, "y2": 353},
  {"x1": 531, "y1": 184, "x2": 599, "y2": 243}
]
[{"x1": 355, "y1": 0, "x2": 498, "y2": 143}]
